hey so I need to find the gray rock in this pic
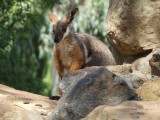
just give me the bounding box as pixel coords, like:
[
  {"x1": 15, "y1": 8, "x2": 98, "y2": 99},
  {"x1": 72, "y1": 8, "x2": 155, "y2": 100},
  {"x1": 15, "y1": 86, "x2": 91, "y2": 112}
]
[
  {"x1": 149, "y1": 51, "x2": 160, "y2": 76},
  {"x1": 48, "y1": 66, "x2": 137, "y2": 120},
  {"x1": 60, "y1": 67, "x2": 100, "y2": 94}
]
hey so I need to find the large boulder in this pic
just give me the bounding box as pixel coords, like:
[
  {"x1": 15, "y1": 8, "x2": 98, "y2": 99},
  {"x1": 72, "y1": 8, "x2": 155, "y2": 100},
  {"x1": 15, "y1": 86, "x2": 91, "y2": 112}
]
[
  {"x1": 82, "y1": 101, "x2": 160, "y2": 120},
  {"x1": 106, "y1": 0, "x2": 160, "y2": 56},
  {"x1": 48, "y1": 66, "x2": 137, "y2": 120},
  {"x1": 0, "y1": 84, "x2": 57, "y2": 120}
]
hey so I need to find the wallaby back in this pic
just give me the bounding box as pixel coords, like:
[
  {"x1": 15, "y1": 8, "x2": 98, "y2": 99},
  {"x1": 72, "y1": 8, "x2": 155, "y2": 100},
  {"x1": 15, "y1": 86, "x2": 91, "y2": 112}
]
[{"x1": 75, "y1": 33, "x2": 116, "y2": 67}]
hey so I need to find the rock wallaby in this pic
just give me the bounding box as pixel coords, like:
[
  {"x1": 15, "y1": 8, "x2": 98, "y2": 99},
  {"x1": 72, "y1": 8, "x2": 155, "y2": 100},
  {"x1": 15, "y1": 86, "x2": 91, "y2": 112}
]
[{"x1": 49, "y1": 8, "x2": 116, "y2": 79}]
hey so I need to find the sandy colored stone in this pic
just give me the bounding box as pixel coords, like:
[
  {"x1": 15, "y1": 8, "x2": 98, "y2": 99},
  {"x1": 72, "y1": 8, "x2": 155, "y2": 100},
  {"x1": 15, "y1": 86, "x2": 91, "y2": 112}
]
[
  {"x1": 107, "y1": 64, "x2": 147, "y2": 89},
  {"x1": 0, "y1": 84, "x2": 57, "y2": 120},
  {"x1": 82, "y1": 101, "x2": 160, "y2": 120},
  {"x1": 137, "y1": 77, "x2": 160, "y2": 101},
  {"x1": 107, "y1": 64, "x2": 132, "y2": 75},
  {"x1": 106, "y1": 0, "x2": 160, "y2": 56}
]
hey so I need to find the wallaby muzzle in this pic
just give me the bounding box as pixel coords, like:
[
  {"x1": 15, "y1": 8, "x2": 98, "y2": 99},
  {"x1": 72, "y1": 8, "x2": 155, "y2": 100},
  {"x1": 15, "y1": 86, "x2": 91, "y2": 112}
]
[{"x1": 54, "y1": 34, "x2": 60, "y2": 43}]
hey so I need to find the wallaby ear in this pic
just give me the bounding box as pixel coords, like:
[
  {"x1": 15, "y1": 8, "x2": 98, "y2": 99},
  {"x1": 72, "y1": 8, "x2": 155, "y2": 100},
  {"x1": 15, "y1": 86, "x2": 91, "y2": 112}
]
[
  {"x1": 66, "y1": 8, "x2": 79, "y2": 24},
  {"x1": 49, "y1": 14, "x2": 59, "y2": 24}
]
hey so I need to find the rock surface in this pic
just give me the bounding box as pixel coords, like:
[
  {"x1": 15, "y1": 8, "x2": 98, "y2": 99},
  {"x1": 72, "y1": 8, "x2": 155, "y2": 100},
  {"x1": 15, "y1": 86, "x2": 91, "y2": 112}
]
[
  {"x1": 106, "y1": 0, "x2": 160, "y2": 56},
  {"x1": 149, "y1": 51, "x2": 160, "y2": 76},
  {"x1": 48, "y1": 66, "x2": 137, "y2": 120},
  {"x1": 0, "y1": 84, "x2": 57, "y2": 120},
  {"x1": 131, "y1": 49, "x2": 160, "y2": 78},
  {"x1": 137, "y1": 77, "x2": 160, "y2": 101},
  {"x1": 107, "y1": 64, "x2": 147, "y2": 89},
  {"x1": 81, "y1": 101, "x2": 160, "y2": 120}
]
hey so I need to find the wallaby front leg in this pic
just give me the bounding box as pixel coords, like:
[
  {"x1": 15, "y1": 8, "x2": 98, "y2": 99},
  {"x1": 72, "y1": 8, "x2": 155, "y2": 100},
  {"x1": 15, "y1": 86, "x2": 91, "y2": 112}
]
[
  {"x1": 54, "y1": 47, "x2": 63, "y2": 79},
  {"x1": 69, "y1": 43, "x2": 83, "y2": 71},
  {"x1": 70, "y1": 60, "x2": 83, "y2": 71}
]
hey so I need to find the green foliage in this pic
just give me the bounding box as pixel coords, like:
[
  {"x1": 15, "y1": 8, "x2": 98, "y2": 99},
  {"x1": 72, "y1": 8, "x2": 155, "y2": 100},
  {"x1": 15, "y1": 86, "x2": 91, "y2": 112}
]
[
  {"x1": 77, "y1": 0, "x2": 109, "y2": 44},
  {"x1": 0, "y1": 0, "x2": 57, "y2": 95},
  {"x1": 41, "y1": 59, "x2": 53, "y2": 96},
  {"x1": 53, "y1": 0, "x2": 109, "y2": 44}
]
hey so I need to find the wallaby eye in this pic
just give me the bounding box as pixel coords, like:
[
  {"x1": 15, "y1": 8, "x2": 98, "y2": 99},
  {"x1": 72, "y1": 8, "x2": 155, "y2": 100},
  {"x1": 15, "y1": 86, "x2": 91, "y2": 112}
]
[{"x1": 62, "y1": 28, "x2": 66, "y2": 33}]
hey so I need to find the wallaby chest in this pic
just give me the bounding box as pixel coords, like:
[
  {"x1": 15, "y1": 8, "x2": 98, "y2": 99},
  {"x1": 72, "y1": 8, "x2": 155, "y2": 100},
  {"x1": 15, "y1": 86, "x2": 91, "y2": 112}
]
[{"x1": 56, "y1": 38, "x2": 75, "y2": 70}]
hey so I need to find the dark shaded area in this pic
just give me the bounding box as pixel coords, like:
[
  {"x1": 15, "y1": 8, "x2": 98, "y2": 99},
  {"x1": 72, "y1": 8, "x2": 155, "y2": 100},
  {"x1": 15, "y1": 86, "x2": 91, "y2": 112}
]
[
  {"x1": 49, "y1": 96, "x2": 61, "y2": 100},
  {"x1": 149, "y1": 51, "x2": 160, "y2": 76}
]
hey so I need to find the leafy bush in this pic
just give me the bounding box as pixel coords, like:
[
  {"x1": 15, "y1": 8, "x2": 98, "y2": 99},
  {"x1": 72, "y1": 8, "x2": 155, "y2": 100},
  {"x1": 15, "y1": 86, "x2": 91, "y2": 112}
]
[{"x1": 0, "y1": 0, "x2": 57, "y2": 95}]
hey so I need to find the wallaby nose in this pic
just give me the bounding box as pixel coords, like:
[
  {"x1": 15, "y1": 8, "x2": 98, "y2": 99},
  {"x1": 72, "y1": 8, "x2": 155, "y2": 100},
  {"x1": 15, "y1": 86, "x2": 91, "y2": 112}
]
[{"x1": 54, "y1": 35, "x2": 59, "y2": 43}]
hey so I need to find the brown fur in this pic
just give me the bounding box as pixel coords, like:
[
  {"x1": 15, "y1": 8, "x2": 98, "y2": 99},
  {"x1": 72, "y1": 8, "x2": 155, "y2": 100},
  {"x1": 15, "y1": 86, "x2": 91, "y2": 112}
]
[
  {"x1": 69, "y1": 42, "x2": 83, "y2": 71},
  {"x1": 54, "y1": 36, "x2": 84, "y2": 79},
  {"x1": 49, "y1": 8, "x2": 116, "y2": 79}
]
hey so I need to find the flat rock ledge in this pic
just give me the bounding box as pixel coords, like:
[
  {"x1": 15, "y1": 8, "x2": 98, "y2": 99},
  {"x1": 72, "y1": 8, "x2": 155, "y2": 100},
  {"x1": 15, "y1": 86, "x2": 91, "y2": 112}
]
[
  {"x1": 0, "y1": 84, "x2": 57, "y2": 120},
  {"x1": 82, "y1": 101, "x2": 160, "y2": 120}
]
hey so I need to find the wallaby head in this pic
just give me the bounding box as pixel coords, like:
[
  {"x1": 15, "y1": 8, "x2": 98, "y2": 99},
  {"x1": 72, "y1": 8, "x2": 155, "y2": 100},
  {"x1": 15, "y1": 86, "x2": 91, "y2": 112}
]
[{"x1": 49, "y1": 8, "x2": 78, "y2": 43}]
